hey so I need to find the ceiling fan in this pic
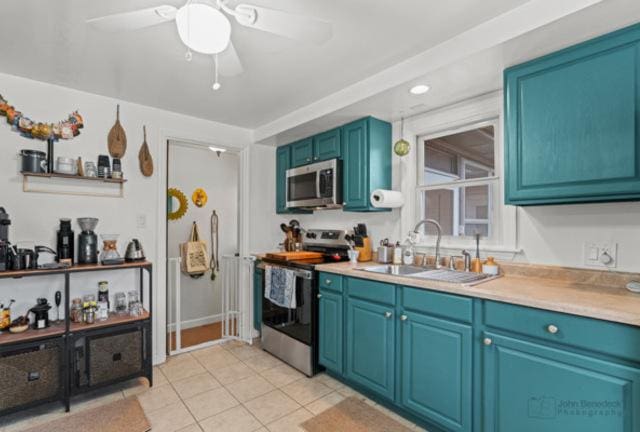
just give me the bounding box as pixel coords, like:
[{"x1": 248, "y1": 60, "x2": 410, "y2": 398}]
[{"x1": 86, "y1": 0, "x2": 332, "y2": 90}]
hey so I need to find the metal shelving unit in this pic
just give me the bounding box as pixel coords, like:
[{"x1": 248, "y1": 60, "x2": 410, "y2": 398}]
[{"x1": 0, "y1": 261, "x2": 153, "y2": 416}]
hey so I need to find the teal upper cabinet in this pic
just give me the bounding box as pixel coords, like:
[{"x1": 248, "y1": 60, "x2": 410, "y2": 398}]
[
  {"x1": 342, "y1": 117, "x2": 392, "y2": 211},
  {"x1": 313, "y1": 128, "x2": 342, "y2": 162},
  {"x1": 505, "y1": 23, "x2": 640, "y2": 205},
  {"x1": 482, "y1": 332, "x2": 640, "y2": 432},
  {"x1": 346, "y1": 296, "x2": 395, "y2": 401},
  {"x1": 291, "y1": 138, "x2": 314, "y2": 167},
  {"x1": 276, "y1": 145, "x2": 290, "y2": 213}
]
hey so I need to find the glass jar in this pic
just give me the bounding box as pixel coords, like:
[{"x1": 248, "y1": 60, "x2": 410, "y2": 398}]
[
  {"x1": 98, "y1": 281, "x2": 109, "y2": 309},
  {"x1": 83, "y1": 301, "x2": 97, "y2": 324},
  {"x1": 97, "y1": 301, "x2": 109, "y2": 321},
  {"x1": 114, "y1": 292, "x2": 127, "y2": 315},
  {"x1": 70, "y1": 298, "x2": 83, "y2": 323},
  {"x1": 128, "y1": 290, "x2": 142, "y2": 317}
]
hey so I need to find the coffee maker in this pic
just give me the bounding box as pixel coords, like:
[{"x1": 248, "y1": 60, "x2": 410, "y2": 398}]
[
  {"x1": 77, "y1": 218, "x2": 99, "y2": 265},
  {"x1": 0, "y1": 207, "x2": 11, "y2": 272},
  {"x1": 56, "y1": 218, "x2": 74, "y2": 266}
]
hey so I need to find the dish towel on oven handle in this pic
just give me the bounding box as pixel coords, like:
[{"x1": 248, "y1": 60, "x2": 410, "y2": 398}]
[{"x1": 264, "y1": 265, "x2": 297, "y2": 309}]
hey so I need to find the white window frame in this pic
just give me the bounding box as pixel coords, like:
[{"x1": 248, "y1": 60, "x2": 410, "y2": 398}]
[{"x1": 400, "y1": 92, "x2": 518, "y2": 257}]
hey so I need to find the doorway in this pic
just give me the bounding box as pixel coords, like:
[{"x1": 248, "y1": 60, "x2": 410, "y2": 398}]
[{"x1": 166, "y1": 140, "x2": 240, "y2": 354}]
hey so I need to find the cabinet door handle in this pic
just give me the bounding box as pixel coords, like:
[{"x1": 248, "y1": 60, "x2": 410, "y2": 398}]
[
  {"x1": 384, "y1": 312, "x2": 393, "y2": 319},
  {"x1": 483, "y1": 337, "x2": 493, "y2": 346},
  {"x1": 306, "y1": 157, "x2": 311, "y2": 162},
  {"x1": 317, "y1": 294, "x2": 322, "y2": 299},
  {"x1": 325, "y1": 279, "x2": 332, "y2": 285},
  {"x1": 400, "y1": 314, "x2": 408, "y2": 321},
  {"x1": 547, "y1": 324, "x2": 559, "y2": 334}
]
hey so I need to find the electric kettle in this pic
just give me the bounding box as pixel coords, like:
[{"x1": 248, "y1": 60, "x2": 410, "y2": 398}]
[{"x1": 124, "y1": 239, "x2": 145, "y2": 262}]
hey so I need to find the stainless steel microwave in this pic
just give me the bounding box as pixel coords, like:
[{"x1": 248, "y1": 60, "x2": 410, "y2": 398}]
[{"x1": 286, "y1": 159, "x2": 342, "y2": 209}]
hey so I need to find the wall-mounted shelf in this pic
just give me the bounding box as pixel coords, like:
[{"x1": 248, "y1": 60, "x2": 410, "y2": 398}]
[{"x1": 20, "y1": 171, "x2": 126, "y2": 198}]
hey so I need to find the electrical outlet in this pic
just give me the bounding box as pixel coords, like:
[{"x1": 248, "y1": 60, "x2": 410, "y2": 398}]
[
  {"x1": 584, "y1": 242, "x2": 617, "y2": 268},
  {"x1": 136, "y1": 214, "x2": 147, "y2": 229}
]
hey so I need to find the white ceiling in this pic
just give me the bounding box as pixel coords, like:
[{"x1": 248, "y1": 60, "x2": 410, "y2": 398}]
[
  {"x1": 271, "y1": 0, "x2": 640, "y2": 145},
  {"x1": 0, "y1": 0, "x2": 530, "y2": 128}
]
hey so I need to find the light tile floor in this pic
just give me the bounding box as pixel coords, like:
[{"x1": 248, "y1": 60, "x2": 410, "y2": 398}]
[{"x1": 0, "y1": 340, "x2": 427, "y2": 432}]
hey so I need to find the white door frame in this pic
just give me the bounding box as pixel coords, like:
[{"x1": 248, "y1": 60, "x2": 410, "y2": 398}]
[{"x1": 154, "y1": 130, "x2": 251, "y2": 364}]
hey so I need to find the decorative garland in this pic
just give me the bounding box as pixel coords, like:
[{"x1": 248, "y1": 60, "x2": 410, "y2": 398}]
[{"x1": 0, "y1": 94, "x2": 84, "y2": 141}]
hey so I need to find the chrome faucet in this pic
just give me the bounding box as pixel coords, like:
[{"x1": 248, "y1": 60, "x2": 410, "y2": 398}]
[{"x1": 413, "y1": 219, "x2": 442, "y2": 269}]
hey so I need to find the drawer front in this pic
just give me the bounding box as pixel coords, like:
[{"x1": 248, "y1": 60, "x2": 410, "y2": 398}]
[
  {"x1": 88, "y1": 328, "x2": 143, "y2": 386},
  {"x1": 0, "y1": 341, "x2": 62, "y2": 412},
  {"x1": 484, "y1": 301, "x2": 640, "y2": 362},
  {"x1": 347, "y1": 277, "x2": 395, "y2": 306},
  {"x1": 319, "y1": 272, "x2": 343, "y2": 293},
  {"x1": 402, "y1": 286, "x2": 473, "y2": 323}
]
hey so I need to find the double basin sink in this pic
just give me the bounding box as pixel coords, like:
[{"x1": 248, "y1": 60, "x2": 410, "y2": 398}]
[{"x1": 359, "y1": 264, "x2": 499, "y2": 285}]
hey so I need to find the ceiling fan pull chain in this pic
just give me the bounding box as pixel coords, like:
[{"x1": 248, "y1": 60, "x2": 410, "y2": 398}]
[{"x1": 212, "y1": 54, "x2": 221, "y2": 91}]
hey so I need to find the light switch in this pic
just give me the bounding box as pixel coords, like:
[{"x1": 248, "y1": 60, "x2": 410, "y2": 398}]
[
  {"x1": 584, "y1": 242, "x2": 617, "y2": 268},
  {"x1": 136, "y1": 214, "x2": 147, "y2": 229}
]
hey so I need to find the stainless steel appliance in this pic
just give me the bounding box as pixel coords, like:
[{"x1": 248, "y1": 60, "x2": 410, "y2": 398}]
[
  {"x1": 125, "y1": 239, "x2": 146, "y2": 262},
  {"x1": 260, "y1": 229, "x2": 350, "y2": 376},
  {"x1": 77, "y1": 218, "x2": 99, "y2": 265},
  {"x1": 286, "y1": 159, "x2": 342, "y2": 210}
]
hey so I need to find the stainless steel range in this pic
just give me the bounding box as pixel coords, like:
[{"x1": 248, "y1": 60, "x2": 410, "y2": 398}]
[{"x1": 258, "y1": 229, "x2": 350, "y2": 376}]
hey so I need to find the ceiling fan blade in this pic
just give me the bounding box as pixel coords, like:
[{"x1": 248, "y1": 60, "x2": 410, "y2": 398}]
[
  {"x1": 86, "y1": 5, "x2": 177, "y2": 32},
  {"x1": 218, "y1": 42, "x2": 244, "y2": 77},
  {"x1": 234, "y1": 4, "x2": 332, "y2": 44}
]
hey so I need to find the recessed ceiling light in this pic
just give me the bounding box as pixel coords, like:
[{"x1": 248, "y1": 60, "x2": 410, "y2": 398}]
[
  {"x1": 409, "y1": 84, "x2": 430, "y2": 95},
  {"x1": 209, "y1": 146, "x2": 227, "y2": 153}
]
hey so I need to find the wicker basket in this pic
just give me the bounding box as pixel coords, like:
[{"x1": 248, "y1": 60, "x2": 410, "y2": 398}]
[
  {"x1": 88, "y1": 329, "x2": 142, "y2": 386},
  {"x1": 0, "y1": 343, "x2": 61, "y2": 411}
]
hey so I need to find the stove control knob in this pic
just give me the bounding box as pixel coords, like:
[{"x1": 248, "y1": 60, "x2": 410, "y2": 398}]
[{"x1": 307, "y1": 232, "x2": 317, "y2": 239}]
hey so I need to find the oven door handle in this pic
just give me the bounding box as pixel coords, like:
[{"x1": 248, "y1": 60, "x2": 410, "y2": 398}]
[{"x1": 257, "y1": 262, "x2": 314, "y2": 280}]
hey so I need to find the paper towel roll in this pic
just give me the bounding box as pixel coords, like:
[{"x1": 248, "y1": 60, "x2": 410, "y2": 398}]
[{"x1": 370, "y1": 189, "x2": 404, "y2": 208}]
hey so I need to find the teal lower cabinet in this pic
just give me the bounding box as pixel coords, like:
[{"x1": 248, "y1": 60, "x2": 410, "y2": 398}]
[
  {"x1": 482, "y1": 332, "x2": 640, "y2": 432},
  {"x1": 345, "y1": 297, "x2": 395, "y2": 401},
  {"x1": 401, "y1": 311, "x2": 472, "y2": 432},
  {"x1": 253, "y1": 264, "x2": 263, "y2": 331},
  {"x1": 317, "y1": 276, "x2": 640, "y2": 432},
  {"x1": 318, "y1": 289, "x2": 343, "y2": 374}
]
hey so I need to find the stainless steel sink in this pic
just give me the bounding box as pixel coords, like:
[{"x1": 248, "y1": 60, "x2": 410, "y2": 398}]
[
  {"x1": 359, "y1": 265, "x2": 499, "y2": 285},
  {"x1": 359, "y1": 265, "x2": 428, "y2": 276},
  {"x1": 409, "y1": 269, "x2": 494, "y2": 284}
]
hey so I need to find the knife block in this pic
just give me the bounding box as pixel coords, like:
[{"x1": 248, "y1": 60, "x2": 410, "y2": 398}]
[{"x1": 355, "y1": 237, "x2": 372, "y2": 262}]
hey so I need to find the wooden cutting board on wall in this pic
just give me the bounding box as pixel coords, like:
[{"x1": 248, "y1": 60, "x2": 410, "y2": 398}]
[{"x1": 265, "y1": 251, "x2": 323, "y2": 262}]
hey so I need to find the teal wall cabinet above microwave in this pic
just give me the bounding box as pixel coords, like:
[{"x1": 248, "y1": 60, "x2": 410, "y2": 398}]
[
  {"x1": 290, "y1": 128, "x2": 342, "y2": 168},
  {"x1": 276, "y1": 117, "x2": 391, "y2": 214},
  {"x1": 504, "y1": 23, "x2": 640, "y2": 205}
]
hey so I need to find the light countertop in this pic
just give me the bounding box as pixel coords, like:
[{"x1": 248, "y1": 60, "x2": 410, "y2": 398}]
[{"x1": 314, "y1": 261, "x2": 640, "y2": 327}]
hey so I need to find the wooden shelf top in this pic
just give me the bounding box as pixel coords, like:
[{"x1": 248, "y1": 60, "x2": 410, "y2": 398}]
[
  {"x1": 0, "y1": 310, "x2": 150, "y2": 346},
  {"x1": 70, "y1": 310, "x2": 150, "y2": 333},
  {"x1": 0, "y1": 322, "x2": 65, "y2": 347},
  {"x1": 21, "y1": 171, "x2": 127, "y2": 184},
  {"x1": 0, "y1": 261, "x2": 152, "y2": 279}
]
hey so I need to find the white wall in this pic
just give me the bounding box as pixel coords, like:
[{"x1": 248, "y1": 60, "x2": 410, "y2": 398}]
[
  {"x1": 167, "y1": 142, "x2": 239, "y2": 330},
  {"x1": 250, "y1": 94, "x2": 640, "y2": 274},
  {"x1": 0, "y1": 72, "x2": 252, "y2": 364}
]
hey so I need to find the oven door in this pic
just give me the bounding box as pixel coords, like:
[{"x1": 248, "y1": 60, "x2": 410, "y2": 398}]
[
  {"x1": 286, "y1": 159, "x2": 340, "y2": 208},
  {"x1": 261, "y1": 265, "x2": 316, "y2": 346}
]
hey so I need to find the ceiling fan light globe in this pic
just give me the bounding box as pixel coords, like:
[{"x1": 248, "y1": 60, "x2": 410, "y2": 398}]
[{"x1": 175, "y1": 3, "x2": 231, "y2": 55}]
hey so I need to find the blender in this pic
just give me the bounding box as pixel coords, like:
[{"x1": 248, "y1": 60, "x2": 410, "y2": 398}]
[{"x1": 77, "y1": 218, "x2": 99, "y2": 265}]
